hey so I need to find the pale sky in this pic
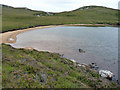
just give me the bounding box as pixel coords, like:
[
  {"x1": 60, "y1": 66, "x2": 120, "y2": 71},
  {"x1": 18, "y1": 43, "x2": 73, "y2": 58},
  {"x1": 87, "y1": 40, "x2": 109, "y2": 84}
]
[{"x1": 1, "y1": 0, "x2": 120, "y2": 12}]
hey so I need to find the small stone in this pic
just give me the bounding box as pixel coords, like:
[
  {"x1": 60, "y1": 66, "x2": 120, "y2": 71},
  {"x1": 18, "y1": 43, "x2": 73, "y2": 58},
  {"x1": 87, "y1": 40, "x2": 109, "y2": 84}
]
[{"x1": 9, "y1": 38, "x2": 14, "y2": 41}]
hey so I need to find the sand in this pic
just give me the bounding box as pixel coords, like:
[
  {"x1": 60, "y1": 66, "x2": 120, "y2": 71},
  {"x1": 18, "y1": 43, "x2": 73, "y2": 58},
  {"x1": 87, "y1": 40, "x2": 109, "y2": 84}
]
[
  {"x1": 0, "y1": 24, "x2": 109, "y2": 44},
  {"x1": 0, "y1": 25, "x2": 63, "y2": 44}
]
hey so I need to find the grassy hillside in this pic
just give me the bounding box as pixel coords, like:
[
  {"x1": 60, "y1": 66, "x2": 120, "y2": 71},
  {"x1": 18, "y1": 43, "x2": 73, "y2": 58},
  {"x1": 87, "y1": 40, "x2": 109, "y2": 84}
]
[
  {"x1": 2, "y1": 44, "x2": 119, "y2": 88},
  {"x1": 1, "y1": 5, "x2": 120, "y2": 88},
  {"x1": 2, "y1": 5, "x2": 119, "y2": 32}
]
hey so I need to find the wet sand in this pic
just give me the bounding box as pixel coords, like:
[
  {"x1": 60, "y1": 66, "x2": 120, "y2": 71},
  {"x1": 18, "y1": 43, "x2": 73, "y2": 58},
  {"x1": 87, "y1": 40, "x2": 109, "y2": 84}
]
[{"x1": 0, "y1": 25, "x2": 63, "y2": 44}]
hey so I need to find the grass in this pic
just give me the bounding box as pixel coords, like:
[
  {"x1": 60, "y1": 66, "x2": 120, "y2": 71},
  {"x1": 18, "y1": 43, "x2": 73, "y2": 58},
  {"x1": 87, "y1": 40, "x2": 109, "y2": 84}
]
[
  {"x1": 2, "y1": 44, "x2": 119, "y2": 88},
  {"x1": 2, "y1": 5, "x2": 120, "y2": 32},
  {"x1": 1, "y1": 4, "x2": 120, "y2": 88}
]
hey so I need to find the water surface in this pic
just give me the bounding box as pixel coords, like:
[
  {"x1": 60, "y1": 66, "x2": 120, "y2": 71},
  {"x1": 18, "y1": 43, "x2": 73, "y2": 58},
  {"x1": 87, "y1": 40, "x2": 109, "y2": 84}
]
[{"x1": 11, "y1": 26, "x2": 118, "y2": 78}]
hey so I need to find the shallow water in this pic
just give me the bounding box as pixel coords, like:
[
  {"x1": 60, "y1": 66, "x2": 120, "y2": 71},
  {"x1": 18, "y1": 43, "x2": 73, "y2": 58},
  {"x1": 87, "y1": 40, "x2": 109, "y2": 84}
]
[{"x1": 11, "y1": 26, "x2": 118, "y2": 78}]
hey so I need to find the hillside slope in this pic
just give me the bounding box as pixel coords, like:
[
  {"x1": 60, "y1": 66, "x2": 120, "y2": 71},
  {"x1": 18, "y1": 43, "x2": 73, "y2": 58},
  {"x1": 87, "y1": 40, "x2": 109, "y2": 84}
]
[
  {"x1": 2, "y1": 44, "x2": 119, "y2": 88},
  {"x1": 2, "y1": 5, "x2": 119, "y2": 32}
]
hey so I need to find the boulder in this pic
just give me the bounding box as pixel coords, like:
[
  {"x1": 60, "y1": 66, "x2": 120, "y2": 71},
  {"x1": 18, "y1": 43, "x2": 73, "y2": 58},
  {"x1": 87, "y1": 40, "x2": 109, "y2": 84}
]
[
  {"x1": 79, "y1": 49, "x2": 85, "y2": 53},
  {"x1": 99, "y1": 70, "x2": 114, "y2": 80}
]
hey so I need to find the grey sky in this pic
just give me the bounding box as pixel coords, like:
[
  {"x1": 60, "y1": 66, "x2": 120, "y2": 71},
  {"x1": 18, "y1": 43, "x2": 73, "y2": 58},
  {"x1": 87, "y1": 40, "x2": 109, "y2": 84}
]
[{"x1": 1, "y1": 0, "x2": 119, "y2": 12}]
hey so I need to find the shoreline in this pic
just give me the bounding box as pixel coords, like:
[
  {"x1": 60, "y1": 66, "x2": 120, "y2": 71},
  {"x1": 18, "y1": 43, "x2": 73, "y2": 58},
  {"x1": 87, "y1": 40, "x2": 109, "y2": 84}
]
[
  {"x1": 0, "y1": 24, "x2": 118, "y2": 44},
  {"x1": 1, "y1": 24, "x2": 119, "y2": 84},
  {"x1": 4, "y1": 44, "x2": 119, "y2": 84},
  {"x1": 2, "y1": 44, "x2": 119, "y2": 88},
  {"x1": 0, "y1": 25, "x2": 63, "y2": 44}
]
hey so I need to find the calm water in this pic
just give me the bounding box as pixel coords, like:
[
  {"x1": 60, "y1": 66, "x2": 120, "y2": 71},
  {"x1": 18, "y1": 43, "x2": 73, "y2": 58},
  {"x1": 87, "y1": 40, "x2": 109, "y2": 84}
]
[{"x1": 11, "y1": 26, "x2": 118, "y2": 78}]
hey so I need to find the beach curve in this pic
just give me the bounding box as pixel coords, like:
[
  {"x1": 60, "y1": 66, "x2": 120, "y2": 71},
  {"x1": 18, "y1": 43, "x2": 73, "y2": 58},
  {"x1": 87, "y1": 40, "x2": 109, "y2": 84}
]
[
  {"x1": 0, "y1": 25, "x2": 63, "y2": 44},
  {"x1": 0, "y1": 24, "x2": 110, "y2": 44}
]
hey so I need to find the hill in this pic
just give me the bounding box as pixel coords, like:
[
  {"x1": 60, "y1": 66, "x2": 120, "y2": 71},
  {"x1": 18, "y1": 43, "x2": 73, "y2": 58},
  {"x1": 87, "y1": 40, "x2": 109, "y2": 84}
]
[
  {"x1": 2, "y1": 44, "x2": 119, "y2": 88},
  {"x1": 2, "y1": 5, "x2": 119, "y2": 32}
]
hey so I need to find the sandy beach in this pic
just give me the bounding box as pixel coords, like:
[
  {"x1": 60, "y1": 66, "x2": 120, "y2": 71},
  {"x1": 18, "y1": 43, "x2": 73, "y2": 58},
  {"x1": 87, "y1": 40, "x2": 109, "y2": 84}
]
[
  {"x1": 0, "y1": 24, "x2": 110, "y2": 44},
  {"x1": 0, "y1": 25, "x2": 63, "y2": 44}
]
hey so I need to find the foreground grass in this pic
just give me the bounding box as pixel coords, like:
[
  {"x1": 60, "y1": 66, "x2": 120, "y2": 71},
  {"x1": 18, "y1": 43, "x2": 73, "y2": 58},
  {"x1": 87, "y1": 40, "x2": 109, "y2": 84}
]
[
  {"x1": 1, "y1": 5, "x2": 120, "y2": 88},
  {"x1": 2, "y1": 5, "x2": 119, "y2": 32},
  {"x1": 2, "y1": 44, "x2": 119, "y2": 88}
]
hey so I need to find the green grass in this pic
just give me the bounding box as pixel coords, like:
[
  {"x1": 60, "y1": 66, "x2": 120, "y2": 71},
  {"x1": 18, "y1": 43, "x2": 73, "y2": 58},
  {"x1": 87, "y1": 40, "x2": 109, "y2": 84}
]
[
  {"x1": 1, "y1": 5, "x2": 120, "y2": 88},
  {"x1": 2, "y1": 44, "x2": 119, "y2": 88},
  {"x1": 2, "y1": 5, "x2": 120, "y2": 32}
]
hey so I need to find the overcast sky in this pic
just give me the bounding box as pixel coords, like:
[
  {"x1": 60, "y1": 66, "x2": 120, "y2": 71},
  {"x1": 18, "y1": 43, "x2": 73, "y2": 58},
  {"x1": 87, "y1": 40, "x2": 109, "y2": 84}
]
[{"x1": 1, "y1": 0, "x2": 120, "y2": 12}]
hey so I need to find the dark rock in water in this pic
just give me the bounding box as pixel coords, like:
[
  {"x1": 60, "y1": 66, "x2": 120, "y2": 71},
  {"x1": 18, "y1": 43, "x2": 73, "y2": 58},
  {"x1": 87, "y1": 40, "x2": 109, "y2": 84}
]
[
  {"x1": 79, "y1": 49, "x2": 85, "y2": 53},
  {"x1": 89, "y1": 63, "x2": 99, "y2": 70}
]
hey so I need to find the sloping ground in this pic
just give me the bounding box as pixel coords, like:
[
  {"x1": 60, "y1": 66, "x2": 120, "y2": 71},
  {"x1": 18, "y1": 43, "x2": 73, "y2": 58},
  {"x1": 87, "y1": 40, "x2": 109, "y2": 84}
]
[
  {"x1": 2, "y1": 44, "x2": 119, "y2": 88},
  {"x1": 2, "y1": 5, "x2": 119, "y2": 32}
]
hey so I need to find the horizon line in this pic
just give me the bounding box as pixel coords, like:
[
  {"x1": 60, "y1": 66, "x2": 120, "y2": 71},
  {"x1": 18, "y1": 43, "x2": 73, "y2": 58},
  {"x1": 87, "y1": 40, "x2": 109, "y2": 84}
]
[{"x1": 1, "y1": 4, "x2": 119, "y2": 13}]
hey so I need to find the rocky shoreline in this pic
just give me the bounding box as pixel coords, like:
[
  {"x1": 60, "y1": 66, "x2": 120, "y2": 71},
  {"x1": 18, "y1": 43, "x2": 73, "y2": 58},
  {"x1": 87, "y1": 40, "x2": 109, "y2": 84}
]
[
  {"x1": 2, "y1": 44, "x2": 120, "y2": 88},
  {"x1": 8, "y1": 44, "x2": 119, "y2": 84},
  {"x1": 60, "y1": 53, "x2": 120, "y2": 85}
]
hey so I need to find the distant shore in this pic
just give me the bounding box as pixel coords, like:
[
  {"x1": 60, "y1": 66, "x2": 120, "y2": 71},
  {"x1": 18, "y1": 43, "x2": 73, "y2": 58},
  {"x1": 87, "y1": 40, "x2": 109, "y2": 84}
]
[{"x1": 0, "y1": 24, "x2": 117, "y2": 44}]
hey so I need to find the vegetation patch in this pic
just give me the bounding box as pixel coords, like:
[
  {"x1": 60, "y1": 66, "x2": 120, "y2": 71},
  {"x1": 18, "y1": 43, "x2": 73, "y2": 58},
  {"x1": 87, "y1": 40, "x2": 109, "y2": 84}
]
[
  {"x1": 2, "y1": 44, "x2": 119, "y2": 88},
  {"x1": 2, "y1": 5, "x2": 120, "y2": 32}
]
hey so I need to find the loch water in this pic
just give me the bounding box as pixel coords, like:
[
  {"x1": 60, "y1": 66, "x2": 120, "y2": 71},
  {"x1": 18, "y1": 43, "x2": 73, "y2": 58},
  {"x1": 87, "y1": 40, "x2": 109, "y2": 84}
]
[{"x1": 11, "y1": 26, "x2": 118, "y2": 79}]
